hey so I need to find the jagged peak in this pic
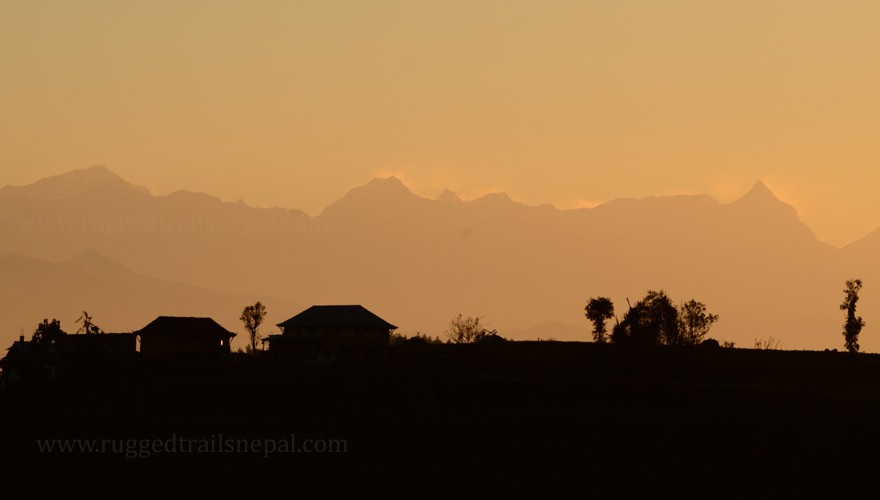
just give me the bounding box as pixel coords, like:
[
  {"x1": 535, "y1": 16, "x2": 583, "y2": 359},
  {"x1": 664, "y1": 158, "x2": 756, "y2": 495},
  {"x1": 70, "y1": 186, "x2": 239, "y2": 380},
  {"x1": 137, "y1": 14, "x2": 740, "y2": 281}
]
[
  {"x1": 2, "y1": 165, "x2": 149, "y2": 200},
  {"x1": 472, "y1": 191, "x2": 514, "y2": 204},
  {"x1": 750, "y1": 179, "x2": 771, "y2": 191},
  {"x1": 330, "y1": 176, "x2": 417, "y2": 202},
  {"x1": 723, "y1": 180, "x2": 825, "y2": 244},
  {"x1": 319, "y1": 177, "x2": 422, "y2": 217},
  {"x1": 83, "y1": 164, "x2": 114, "y2": 175},
  {"x1": 727, "y1": 181, "x2": 807, "y2": 224},
  {"x1": 68, "y1": 247, "x2": 112, "y2": 264},
  {"x1": 729, "y1": 181, "x2": 802, "y2": 222},
  {"x1": 347, "y1": 176, "x2": 418, "y2": 202},
  {"x1": 66, "y1": 247, "x2": 131, "y2": 274},
  {"x1": 436, "y1": 188, "x2": 462, "y2": 203},
  {"x1": 731, "y1": 180, "x2": 782, "y2": 206},
  {"x1": 358, "y1": 176, "x2": 416, "y2": 196},
  {"x1": 48, "y1": 165, "x2": 124, "y2": 185}
]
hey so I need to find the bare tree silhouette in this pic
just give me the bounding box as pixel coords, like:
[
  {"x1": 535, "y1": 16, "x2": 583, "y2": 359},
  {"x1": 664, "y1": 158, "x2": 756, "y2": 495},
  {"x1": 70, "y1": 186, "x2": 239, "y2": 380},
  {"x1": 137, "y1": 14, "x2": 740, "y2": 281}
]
[
  {"x1": 76, "y1": 311, "x2": 103, "y2": 335},
  {"x1": 446, "y1": 314, "x2": 495, "y2": 344}
]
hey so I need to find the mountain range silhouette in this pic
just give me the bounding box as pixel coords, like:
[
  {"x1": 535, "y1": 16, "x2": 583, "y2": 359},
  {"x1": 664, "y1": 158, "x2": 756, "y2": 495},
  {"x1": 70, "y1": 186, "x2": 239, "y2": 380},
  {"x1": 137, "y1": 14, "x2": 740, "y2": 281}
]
[{"x1": 1, "y1": 166, "x2": 876, "y2": 351}]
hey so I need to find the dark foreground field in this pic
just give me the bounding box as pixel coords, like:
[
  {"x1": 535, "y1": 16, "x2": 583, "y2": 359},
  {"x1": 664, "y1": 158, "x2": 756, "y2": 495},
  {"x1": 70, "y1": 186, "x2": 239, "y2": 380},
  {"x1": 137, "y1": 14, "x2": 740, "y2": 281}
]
[{"x1": 3, "y1": 343, "x2": 880, "y2": 498}]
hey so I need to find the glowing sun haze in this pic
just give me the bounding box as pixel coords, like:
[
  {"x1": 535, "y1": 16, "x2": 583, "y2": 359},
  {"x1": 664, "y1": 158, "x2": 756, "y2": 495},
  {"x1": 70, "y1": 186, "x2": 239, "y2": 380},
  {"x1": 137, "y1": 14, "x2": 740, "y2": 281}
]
[{"x1": 2, "y1": 1, "x2": 879, "y2": 246}]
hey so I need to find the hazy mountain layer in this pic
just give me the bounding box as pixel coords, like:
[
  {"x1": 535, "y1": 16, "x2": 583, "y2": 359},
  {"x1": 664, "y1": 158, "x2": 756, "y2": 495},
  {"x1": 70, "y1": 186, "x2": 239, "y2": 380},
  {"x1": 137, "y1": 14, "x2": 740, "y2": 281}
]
[
  {"x1": 0, "y1": 248, "x2": 296, "y2": 350},
  {"x1": 2, "y1": 166, "x2": 877, "y2": 351}
]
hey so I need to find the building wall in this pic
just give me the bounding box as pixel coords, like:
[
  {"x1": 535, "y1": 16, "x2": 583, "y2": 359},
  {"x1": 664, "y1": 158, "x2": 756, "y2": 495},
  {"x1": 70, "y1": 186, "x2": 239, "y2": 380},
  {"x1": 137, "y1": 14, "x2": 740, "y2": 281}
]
[
  {"x1": 270, "y1": 327, "x2": 390, "y2": 363},
  {"x1": 140, "y1": 335, "x2": 229, "y2": 359},
  {"x1": 58, "y1": 334, "x2": 138, "y2": 364}
]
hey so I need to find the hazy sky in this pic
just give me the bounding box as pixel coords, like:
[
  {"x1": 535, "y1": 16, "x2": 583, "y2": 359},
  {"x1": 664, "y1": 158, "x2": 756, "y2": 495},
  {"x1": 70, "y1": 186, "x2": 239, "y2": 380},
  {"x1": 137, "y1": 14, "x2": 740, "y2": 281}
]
[{"x1": 2, "y1": 1, "x2": 878, "y2": 246}]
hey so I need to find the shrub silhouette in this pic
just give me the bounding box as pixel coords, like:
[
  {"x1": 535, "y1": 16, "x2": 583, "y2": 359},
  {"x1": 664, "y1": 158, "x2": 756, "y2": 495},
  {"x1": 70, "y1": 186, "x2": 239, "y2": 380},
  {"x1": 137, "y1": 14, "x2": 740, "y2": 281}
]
[
  {"x1": 678, "y1": 300, "x2": 719, "y2": 346},
  {"x1": 585, "y1": 297, "x2": 615, "y2": 343},
  {"x1": 609, "y1": 291, "x2": 719, "y2": 346},
  {"x1": 32, "y1": 318, "x2": 66, "y2": 344},
  {"x1": 841, "y1": 279, "x2": 865, "y2": 353},
  {"x1": 612, "y1": 290, "x2": 679, "y2": 345}
]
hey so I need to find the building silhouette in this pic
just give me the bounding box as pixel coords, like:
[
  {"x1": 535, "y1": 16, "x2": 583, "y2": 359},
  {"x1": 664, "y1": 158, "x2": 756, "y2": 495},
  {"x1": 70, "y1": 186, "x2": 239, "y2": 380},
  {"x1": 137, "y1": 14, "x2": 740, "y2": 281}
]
[
  {"x1": 265, "y1": 305, "x2": 396, "y2": 363},
  {"x1": 136, "y1": 316, "x2": 235, "y2": 360}
]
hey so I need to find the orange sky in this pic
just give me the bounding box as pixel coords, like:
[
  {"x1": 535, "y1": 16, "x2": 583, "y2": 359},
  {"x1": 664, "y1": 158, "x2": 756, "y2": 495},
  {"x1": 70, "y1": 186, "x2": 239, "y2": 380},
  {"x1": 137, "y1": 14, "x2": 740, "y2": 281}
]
[{"x1": 2, "y1": 1, "x2": 879, "y2": 246}]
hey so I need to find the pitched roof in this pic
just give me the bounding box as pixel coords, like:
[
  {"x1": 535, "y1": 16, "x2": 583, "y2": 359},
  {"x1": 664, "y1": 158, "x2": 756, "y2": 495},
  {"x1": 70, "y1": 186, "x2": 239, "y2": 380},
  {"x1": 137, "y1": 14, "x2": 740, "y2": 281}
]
[
  {"x1": 2, "y1": 339, "x2": 32, "y2": 365},
  {"x1": 134, "y1": 316, "x2": 236, "y2": 338},
  {"x1": 277, "y1": 305, "x2": 397, "y2": 330}
]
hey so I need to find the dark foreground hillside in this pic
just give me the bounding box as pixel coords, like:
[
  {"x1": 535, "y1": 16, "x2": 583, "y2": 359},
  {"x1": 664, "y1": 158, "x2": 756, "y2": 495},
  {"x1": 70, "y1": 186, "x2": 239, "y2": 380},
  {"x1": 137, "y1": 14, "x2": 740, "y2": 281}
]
[{"x1": 3, "y1": 343, "x2": 880, "y2": 499}]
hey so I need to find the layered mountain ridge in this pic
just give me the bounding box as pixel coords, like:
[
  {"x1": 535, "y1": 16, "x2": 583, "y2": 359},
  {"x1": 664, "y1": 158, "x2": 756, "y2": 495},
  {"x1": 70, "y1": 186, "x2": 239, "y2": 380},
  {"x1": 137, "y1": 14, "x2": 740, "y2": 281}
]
[{"x1": 1, "y1": 168, "x2": 877, "y2": 351}]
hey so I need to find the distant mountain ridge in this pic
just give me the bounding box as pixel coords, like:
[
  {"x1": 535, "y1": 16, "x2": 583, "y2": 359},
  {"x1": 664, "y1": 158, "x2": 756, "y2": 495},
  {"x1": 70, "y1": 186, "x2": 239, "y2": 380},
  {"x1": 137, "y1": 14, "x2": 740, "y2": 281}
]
[
  {"x1": 0, "y1": 165, "x2": 151, "y2": 200},
  {"x1": 0, "y1": 249, "x2": 297, "y2": 348},
  {"x1": 1, "y1": 167, "x2": 877, "y2": 351}
]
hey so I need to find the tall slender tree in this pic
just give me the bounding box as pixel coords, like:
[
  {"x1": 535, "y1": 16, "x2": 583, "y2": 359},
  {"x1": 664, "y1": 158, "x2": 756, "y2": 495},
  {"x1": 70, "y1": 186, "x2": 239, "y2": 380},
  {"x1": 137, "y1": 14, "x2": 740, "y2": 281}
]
[
  {"x1": 841, "y1": 279, "x2": 865, "y2": 353},
  {"x1": 240, "y1": 301, "x2": 267, "y2": 353}
]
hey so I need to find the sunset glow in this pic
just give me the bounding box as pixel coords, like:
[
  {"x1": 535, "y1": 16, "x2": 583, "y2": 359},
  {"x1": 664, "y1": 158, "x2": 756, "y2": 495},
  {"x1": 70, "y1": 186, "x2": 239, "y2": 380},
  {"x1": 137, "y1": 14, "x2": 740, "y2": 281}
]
[{"x1": 2, "y1": 1, "x2": 879, "y2": 246}]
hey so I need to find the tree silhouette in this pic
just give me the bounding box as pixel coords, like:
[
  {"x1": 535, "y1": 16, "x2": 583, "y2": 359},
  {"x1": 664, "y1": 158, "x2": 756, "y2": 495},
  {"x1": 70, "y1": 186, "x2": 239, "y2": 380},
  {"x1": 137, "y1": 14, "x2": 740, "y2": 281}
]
[
  {"x1": 585, "y1": 297, "x2": 615, "y2": 343},
  {"x1": 446, "y1": 314, "x2": 495, "y2": 344},
  {"x1": 612, "y1": 290, "x2": 679, "y2": 345},
  {"x1": 76, "y1": 311, "x2": 103, "y2": 334},
  {"x1": 240, "y1": 301, "x2": 267, "y2": 353},
  {"x1": 32, "y1": 318, "x2": 66, "y2": 344},
  {"x1": 678, "y1": 299, "x2": 719, "y2": 346},
  {"x1": 840, "y1": 279, "x2": 865, "y2": 353}
]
